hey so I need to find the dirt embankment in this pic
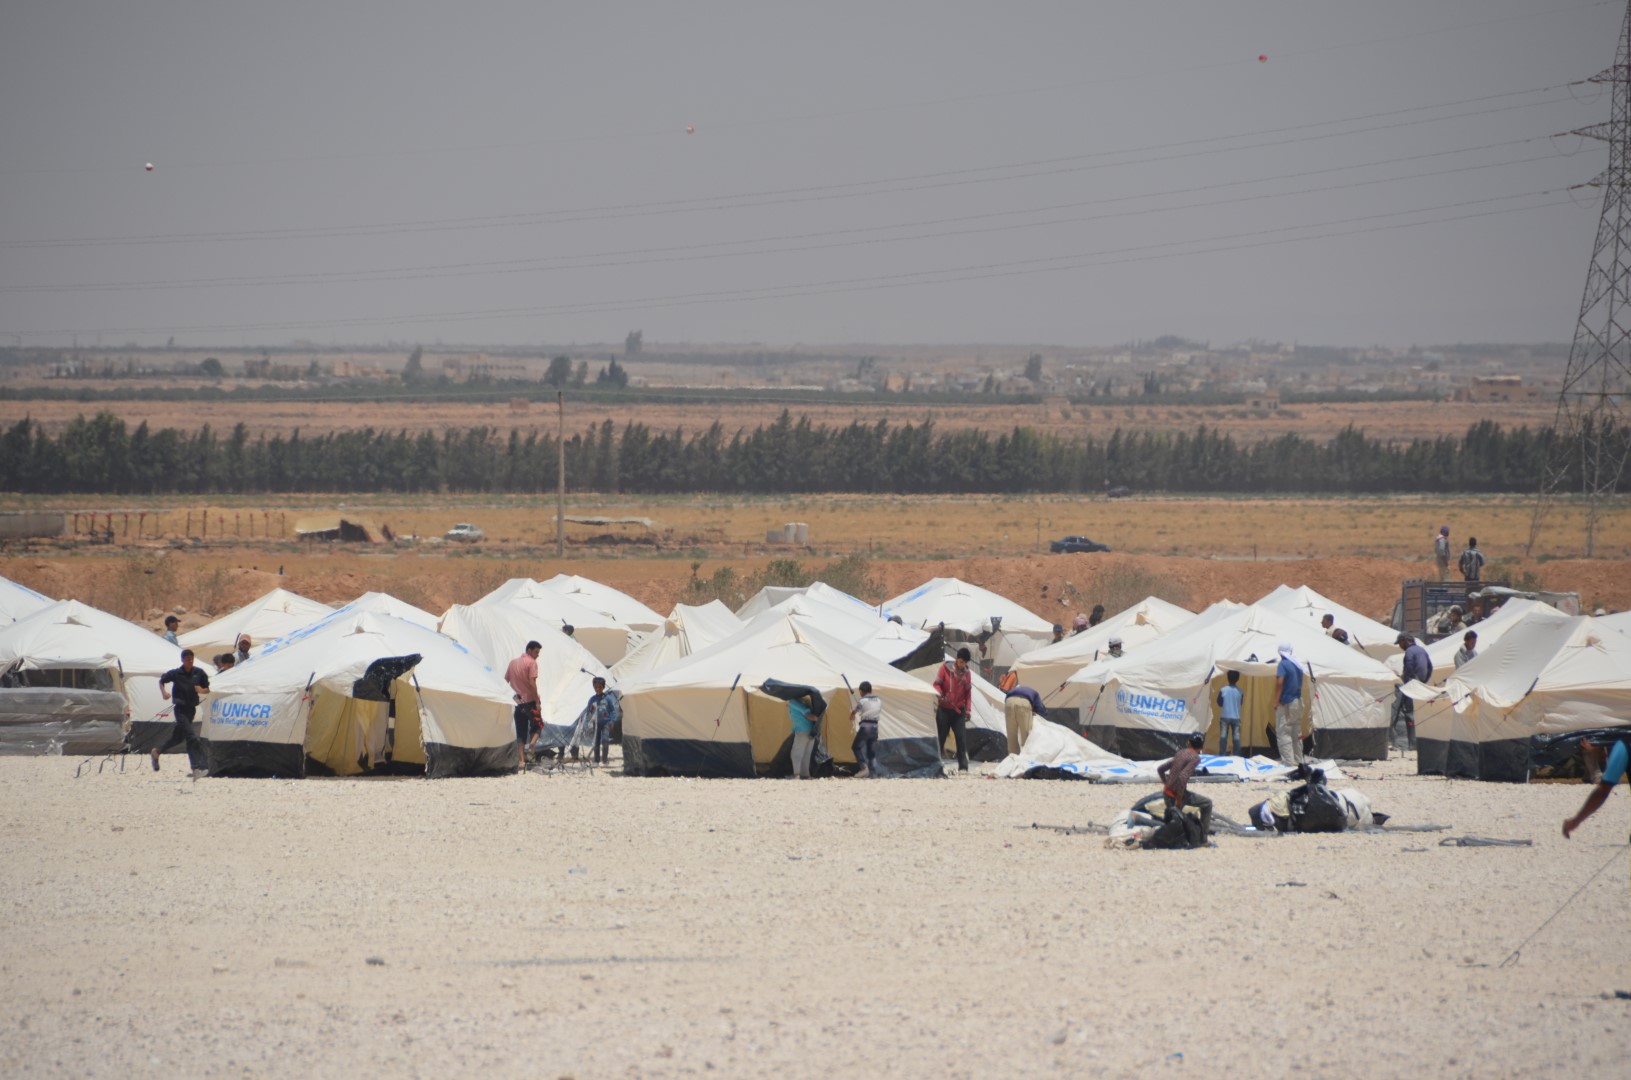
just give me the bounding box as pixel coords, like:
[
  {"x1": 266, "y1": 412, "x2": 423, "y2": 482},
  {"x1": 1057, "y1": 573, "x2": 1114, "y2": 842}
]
[{"x1": 5, "y1": 551, "x2": 1626, "y2": 633}]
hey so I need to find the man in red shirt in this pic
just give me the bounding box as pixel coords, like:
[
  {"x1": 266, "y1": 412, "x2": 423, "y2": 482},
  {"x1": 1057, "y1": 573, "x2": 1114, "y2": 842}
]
[
  {"x1": 932, "y1": 647, "x2": 974, "y2": 772},
  {"x1": 504, "y1": 640, "x2": 542, "y2": 769},
  {"x1": 1156, "y1": 732, "x2": 1213, "y2": 839}
]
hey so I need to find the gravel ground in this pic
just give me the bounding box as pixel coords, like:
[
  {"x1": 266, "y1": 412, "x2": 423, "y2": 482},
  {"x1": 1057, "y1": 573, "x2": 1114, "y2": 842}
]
[{"x1": 2, "y1": 753, "x2": 1628, "y2": 1079}]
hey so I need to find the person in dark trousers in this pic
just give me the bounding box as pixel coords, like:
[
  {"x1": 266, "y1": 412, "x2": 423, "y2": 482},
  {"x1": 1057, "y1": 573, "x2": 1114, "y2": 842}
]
[
  {"x1": 1393, "y1": 633, "x2": 1432, "y2": 752},
  {"x1": 505, "y1": 641, "x2": 542, "y2": 768},
  {"x1": 1216, "y1": 670, "x2": 1243, "y2": 756},
  {"x1": 1459, "y1": 537, "x2": 1486, "y2": 582},
  {"x1": 849, "y1": 680, "x2": 882, "y2": 777},
  {"x1": 932, "y1": 647, "x2": 974, "y2": 772},
  {"x1": 153, "y1": 649, "x2": 210, "y2": 776},
  {"x1": 1157, "y1": 732, "x2": 1213, "y2": 838},
  {"x1": 587, "y1": 676, "x2": 620, "y2": 766},
  {"x1": 1564, "y1": 736, "x2": 1630, "y2": 840}
]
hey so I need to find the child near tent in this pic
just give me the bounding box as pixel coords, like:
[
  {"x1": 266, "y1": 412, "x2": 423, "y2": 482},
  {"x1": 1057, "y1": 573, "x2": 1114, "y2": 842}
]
[
  {"x1": 850, "y1": 681, "x2": 881, "y2": 777},
  {"x1": 588, "y1": 677, "x2": 621, "y2": 766},
  {"x1": 789, "y1": 693, "x2": 819, "y2": 779},
  {"x1": 1216, "y1": 670, "x2": 1243, "y2": 757}
]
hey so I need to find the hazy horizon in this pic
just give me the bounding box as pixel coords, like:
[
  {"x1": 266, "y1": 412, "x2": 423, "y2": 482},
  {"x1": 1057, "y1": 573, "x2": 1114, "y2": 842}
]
[{"x1": 1, "y1": 1, "x2": 1621, "y2": 349}]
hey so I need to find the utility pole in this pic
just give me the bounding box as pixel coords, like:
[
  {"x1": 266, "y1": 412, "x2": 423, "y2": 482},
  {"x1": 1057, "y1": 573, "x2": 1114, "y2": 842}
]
[
  {"x1": 556, "y1": 390, "x2": 565, "y2": 558},
  {"x1": 1529, "y1": 0, "x2": 1631, "y2": 556}
]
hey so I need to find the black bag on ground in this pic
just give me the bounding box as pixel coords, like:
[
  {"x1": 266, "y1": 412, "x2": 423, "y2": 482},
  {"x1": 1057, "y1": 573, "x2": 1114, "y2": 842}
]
[
  {"x1": 1141, "y1": 805, "x2": 1206, "y2": 850},
  {"x1": 1287, "y1": 769, "x2": 1348, "y2": 833}
]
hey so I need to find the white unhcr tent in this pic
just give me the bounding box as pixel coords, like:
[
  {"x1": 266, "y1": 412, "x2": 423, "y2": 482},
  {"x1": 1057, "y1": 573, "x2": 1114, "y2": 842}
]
[
  {"x1": 620, "y1": 612, "x2": 941, "y2": 778},
  {"x1": 532, "y1": 574, "x2": 664, "y2": 633},
  {"x1": 477, "y1": 578, "x2": 632, "y2": 665},
  {"x1": 883, "y1": 577, "x2": 1053, "y2": 669},
  {"x1": 325, "y1": 591, "x2": 440, "y2": 631},
  {"x1": 180, "y1": 587, "x2": 335, "y2": 658},
  {"x1": 612, "y1": 601, "x2": 744, "y2": 681},
  {"x1": 1255, "y1": 584, "x2": 1402, "y2": 659},
  {"x1": 0, "y1": 599, "x2": 208, "y2": 752},
  {"x1": 1066, "y1": 602, "x2": 1397, "y2": 760},
  {"x1": 1391, "y1": 597, "x2": 1563, "y2": 685},
  {"x1": 757, "y1": 593, "x2": 931, "y2": 666},
  {"x1": 735, "y1": 581, "x2": 880, "y2": 621},
  {"x1": 204, "y1": 610, "x2": 516, "y2": 778},
  {"x1": 1414, "y1": 614, "x2": 1631, "y2": 782},
  {"x1": 1010, "y1": 596, "x2": 1197, "y2": 722},
  {"x1": 0, "y1": 575, "x2": 52, "y2": 623},
  {"x1": 438, "y1": 600, "x2": 612, "y2": 741}
]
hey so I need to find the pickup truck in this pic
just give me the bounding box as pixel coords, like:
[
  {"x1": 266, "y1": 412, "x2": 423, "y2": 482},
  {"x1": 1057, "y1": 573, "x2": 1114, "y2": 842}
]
[{"x1": 444, "y1": 523, "x2": 486, "y2": 542}]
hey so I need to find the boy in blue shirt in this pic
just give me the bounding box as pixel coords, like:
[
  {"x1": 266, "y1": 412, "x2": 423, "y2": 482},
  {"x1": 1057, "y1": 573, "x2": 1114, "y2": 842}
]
[{"x1": 1216, "y1": 670, "x2": 1243, "y2": 757}]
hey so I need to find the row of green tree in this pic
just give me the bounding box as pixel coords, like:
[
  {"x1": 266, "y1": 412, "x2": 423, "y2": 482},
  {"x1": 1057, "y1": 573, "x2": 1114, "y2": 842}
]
[{"x1": 0, "y1": 412, "x2": 1620, "y2": 495}]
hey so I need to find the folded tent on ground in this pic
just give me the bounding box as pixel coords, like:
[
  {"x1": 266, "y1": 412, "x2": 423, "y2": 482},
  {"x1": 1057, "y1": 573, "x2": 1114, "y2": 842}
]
[
  {"x1": 1065, "y1": 601, "x2": 1398, "y2": 760},
  {"x1": 203, "y1": 609, "x2": 516, "y2": 778},
  {"x1": 619, "y1": 611, "x2": 942, "y2": 778}
]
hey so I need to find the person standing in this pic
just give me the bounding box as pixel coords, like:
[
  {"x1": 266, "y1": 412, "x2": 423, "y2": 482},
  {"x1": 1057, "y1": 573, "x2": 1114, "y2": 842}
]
[
  {"x1": 1002, "y1": 683, "x2": 1047, "y2": 757},
  {"x1": 1157, "y1": 732, "x2": 1214, "y2": 838},
  {"x1": 1459, "y1": 537, "x2": 1486, "y2": 582},
  {"x1": 932, "y1": 647, "x2": 974, "y2": 772},
  {"x1": 849, "y1": 681, "x2": 882, "y2": 777},
  {"x1": 788, "y1": 693, "x2": 819, "y2": 779},
  {"x1": 1434, "y1": 525, "x2": 1452, "y2": 581},
  {"x1": 1273, "y1": 642, "x2": 1305, "y2": 766},
  {"x1": 1453, "y1": 630, "x2": 1479, "y2": 670},
  {"x1": 234, "y1": 636, "x2": 252, "y2": 664},
  {"x1": 504, "y1": 640, "x2": 542, "y2": 769},
  {"x1": 1216, "y1": 669, "x2": 1243, "y2": 757},
  {"x1": 161, "y1": 615, "x2": 180, "y2": 645},
  {"x1": 1393, "y1": 633, "x2": 1432, "y2": 752},
  {"x1": 152, "y1": 649, "x2": 210, "y2": 776},
  {"x1": 587, "y1": 676, "x2": 620, "y2": 766}
]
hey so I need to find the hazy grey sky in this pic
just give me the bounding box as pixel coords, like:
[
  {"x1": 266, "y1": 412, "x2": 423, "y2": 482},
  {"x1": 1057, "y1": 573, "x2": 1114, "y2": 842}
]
[{"x1": 0, "y1": 0, "x2": 1621, "y2": 349}]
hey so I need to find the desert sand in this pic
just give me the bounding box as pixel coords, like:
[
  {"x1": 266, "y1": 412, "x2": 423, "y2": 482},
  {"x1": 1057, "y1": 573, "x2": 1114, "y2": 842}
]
[{"x1": 2, "y1": 752, "x2": 1627, "y2": 1078}]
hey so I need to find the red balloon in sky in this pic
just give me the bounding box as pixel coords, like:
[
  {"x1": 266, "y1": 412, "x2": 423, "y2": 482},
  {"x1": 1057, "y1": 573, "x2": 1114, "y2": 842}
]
[{"x1": 1258, "y1": 54, "x2": 1268, "y2": 63}]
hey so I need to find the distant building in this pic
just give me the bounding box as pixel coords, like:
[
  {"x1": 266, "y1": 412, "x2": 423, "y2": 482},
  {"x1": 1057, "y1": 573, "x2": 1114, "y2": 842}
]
[{"x1": 1457, "y1": 375, "x2": 1546, "y2": 403}]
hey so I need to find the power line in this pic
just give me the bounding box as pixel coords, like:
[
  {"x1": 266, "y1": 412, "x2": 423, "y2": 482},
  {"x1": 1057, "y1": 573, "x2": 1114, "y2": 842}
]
[
  {"x1": 8, "y1": 189, "x2": 1571, "y2": 339},
  {"x1": 0, "y1": 87, "x2": 1579, "y2": 251},
  {"x1": 0, "y1": 143, "x2": 1561, "y2": 294},
  {"x1": 0, "y1": 0, "x2": 1610, "y2": 178}
]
